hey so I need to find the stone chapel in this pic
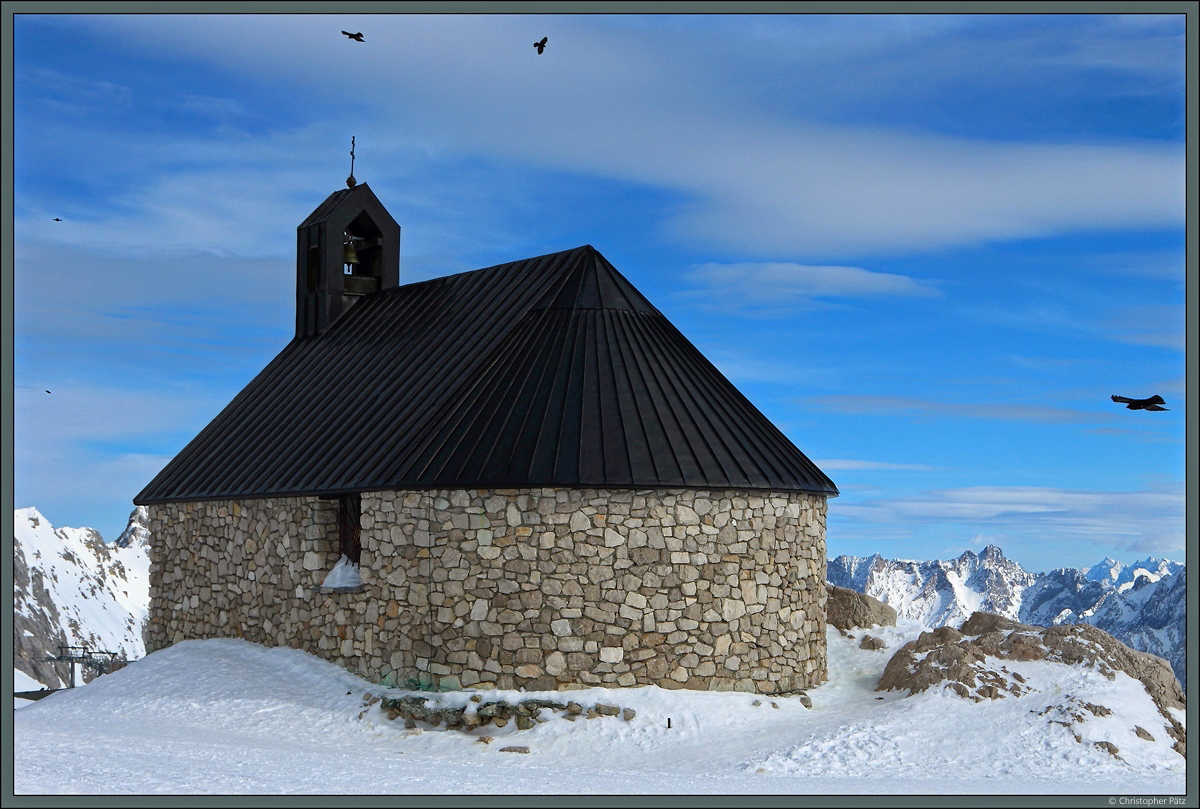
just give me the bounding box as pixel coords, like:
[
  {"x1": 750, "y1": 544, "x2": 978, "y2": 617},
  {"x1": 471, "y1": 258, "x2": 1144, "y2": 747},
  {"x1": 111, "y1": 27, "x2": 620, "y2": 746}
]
[{"x1": 136, "y1": 182, "x2": 838, "y2": 693}]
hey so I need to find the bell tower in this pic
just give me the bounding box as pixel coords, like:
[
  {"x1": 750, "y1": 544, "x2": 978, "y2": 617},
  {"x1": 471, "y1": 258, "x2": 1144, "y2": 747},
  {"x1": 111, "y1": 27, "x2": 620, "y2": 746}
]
[{"x1": 296, "y1": 181, "x2": 400, "y2": 338}]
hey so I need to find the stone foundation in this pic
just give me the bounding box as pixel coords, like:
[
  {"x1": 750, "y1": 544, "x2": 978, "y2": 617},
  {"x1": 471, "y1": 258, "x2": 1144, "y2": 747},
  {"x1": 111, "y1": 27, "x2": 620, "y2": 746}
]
[{"x1": 146, "y1": 487, "x2": 827, "y2": 693}]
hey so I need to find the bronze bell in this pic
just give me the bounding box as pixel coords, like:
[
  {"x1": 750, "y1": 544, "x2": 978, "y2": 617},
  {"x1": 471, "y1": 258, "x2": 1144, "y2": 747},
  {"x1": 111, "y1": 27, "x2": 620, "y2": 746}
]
[{"x1": 342, "y1": 239, "x2": 360, "y2": 265}]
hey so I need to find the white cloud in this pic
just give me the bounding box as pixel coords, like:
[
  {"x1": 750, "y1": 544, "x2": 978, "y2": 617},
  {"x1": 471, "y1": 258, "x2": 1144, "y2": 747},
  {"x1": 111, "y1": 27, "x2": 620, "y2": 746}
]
[
  {"x1": 682, "y1": 262, "x2": 940, "y2": 313},
  {"x1": 967, "y1": 533, "x2": 1009, "y2": 549},
  {"x1": 834, "y1": 483, "x2": 1186, "y2": 556},
  {"x1": 55, "y1": 14, "x2": 1185, "y2": 259}
]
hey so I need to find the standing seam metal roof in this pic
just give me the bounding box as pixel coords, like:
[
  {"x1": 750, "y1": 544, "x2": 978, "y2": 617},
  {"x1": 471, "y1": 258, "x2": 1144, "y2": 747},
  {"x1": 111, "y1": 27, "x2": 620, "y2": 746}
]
[{"x1": 135, "y1": 245, "x2": 837, "y2": 503}]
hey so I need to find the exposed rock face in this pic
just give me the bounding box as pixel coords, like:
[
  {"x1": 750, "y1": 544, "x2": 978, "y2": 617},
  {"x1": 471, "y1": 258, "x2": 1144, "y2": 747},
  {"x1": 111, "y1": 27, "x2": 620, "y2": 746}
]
[
  {"x1": 146, "y1": 487, "x2": 828, "y2": 694},
  {"x1": 825, "y1": 583, "x2": 896, "y2": 632},
  {"x1": 114, "y1": 505, "x2": 152, "y2": 549},
  {"x1": 13, "y1": 536, "x2": 70, "y2": 689},
  {"x1": 877, "y1": 611, "x2": 1185, "y2": 757}
]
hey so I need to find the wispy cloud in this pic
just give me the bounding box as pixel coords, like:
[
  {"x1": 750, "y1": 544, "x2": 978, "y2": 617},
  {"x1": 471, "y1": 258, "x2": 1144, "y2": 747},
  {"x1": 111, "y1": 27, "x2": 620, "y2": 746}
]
[
  {"x1": 13, "y1": 382, "x2": 231, "y2": 539},
  {"x1": 54, "y1": 15, "x2": 1186, "y2": 260},
  {"x1": 700, "y1": 349, "x2": 835, "y2": 388},
  {"x1": 680, "y1": 262, "x2": 941, "y2": 314},
  {"x1": 834, "y1": 483, "x2": 1186, "y2": 558},
  {"x1": 177, "y1": 93, "x2": 249, "y2": 123},
  {"x1": 17, "y1": 66, "x2": 134, "y2": 114},
  {"x1": 12, "y1": 382, "x2": 229, "y2": 446},
  {"x1": 801, "y1": 394, "x2": 1118, "y2": 425},
  {"x1": 1103, "y1": 304, "x2": 1186, "y2": 351},
  {"x1": 1005, "y1": 355, "x2": 1090, "y2": 372},
  {"x1": 1092, "y1": 249, "x2": 1186, "y2": 283}
]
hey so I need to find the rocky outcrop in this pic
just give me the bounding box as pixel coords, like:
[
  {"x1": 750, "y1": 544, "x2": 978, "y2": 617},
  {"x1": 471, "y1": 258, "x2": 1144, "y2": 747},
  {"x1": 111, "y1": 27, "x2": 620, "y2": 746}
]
[
  {"x1": 114, "y1": 506, "x2": 151, "y2": 549},
  {"x1": 825, "y1": 583, "x2": 896, "y2": 632},
  {"x1": 13, "y1": 539, "x2": 71, "y2": 689},
  {"x1": 877, "y1": 611, "x2": 1185, "y2": 757},
  {"x1": 372, "y1": 693, "x2": 637, "y2": 732}
]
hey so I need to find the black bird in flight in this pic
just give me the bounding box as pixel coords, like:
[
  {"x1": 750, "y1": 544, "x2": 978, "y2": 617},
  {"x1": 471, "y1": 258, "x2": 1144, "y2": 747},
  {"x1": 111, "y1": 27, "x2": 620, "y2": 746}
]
[
  {"x1": 45, "y1": 390, "x2": 51, "y2": 394},
  {"x1": 534, "y1": 36, "x2": 547, "y2": 54},
  {"x1": 1111, "y1": 394, "x2": 1169, "y2": 411},
  {"x1": 53, "y1": 217, "x2": 62, "y2": 221},
  {"x1": 342, "y1": 31, "x2": 365, "y2": 42}
]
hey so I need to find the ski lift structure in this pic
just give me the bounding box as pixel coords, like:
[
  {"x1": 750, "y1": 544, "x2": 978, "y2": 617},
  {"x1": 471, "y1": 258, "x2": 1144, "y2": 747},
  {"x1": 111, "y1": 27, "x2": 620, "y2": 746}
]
[{"x1": 43, "y1": 645, "x2": 122, "y2": 688}]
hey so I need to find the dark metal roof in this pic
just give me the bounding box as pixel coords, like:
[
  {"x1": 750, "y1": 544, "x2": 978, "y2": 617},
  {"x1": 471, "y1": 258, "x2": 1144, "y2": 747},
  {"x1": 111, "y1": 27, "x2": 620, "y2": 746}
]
[{"x1": 135, "y1": 246, "x2": 837, "y2": 503}]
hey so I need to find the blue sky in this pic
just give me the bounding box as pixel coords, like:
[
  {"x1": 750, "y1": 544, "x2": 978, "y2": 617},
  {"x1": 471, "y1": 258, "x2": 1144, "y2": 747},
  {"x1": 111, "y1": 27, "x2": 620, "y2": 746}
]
[{"x1": 10, "y1": 12, "x2": 1189, "y2": 573}]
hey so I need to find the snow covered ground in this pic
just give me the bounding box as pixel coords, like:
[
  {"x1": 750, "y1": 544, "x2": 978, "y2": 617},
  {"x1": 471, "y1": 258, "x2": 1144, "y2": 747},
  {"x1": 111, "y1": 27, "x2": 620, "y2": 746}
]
[
  {"x1": 13, "y1": 623, "x2": 1187, "y2": 795},
  {"x1": 13, "y1": 670, "x2": 46, "y2": 708}
]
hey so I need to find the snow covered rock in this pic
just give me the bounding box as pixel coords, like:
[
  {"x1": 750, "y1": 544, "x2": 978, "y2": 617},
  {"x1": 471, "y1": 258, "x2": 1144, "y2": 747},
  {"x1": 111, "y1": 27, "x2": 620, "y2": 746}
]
[
  {"x1": 876, "y1": 611, "x2": 1185, "y2": 757},
  {"x1": 825, "y1": 583, "x2": 896, "y2": 632},
  {"x1": 114, "y1": 505, "x2": 151, "y2": 549}
]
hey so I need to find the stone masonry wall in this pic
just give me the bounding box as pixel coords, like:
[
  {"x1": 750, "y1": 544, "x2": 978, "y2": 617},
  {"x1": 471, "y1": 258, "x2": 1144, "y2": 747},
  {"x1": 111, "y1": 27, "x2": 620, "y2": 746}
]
[{"x1": 145, "y1": 488, "x2": 827, "y2": 694}]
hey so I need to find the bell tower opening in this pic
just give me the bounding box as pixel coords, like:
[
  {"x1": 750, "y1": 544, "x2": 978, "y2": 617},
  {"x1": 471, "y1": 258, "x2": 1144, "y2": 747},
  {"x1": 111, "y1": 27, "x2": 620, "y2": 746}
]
[
  {"x1": 341, "y1": 211, "x2": 385, "y2": 295},
  {"x1": 296, "y1": 180, "x2": 400, "y2": 338}
]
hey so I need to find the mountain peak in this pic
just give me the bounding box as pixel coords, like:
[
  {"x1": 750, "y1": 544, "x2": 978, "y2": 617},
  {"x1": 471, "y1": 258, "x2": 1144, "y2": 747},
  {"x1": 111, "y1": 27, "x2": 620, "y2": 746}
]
[
  {"x1": 16, "y1": 506, "x2": 48, "y2": 528},
  {"x1": 1085, "y1": 557, "x2": 1124, "y2": 583},
  {"x1": 114, "y1": 505, "x2": 151, "y2": 549}
]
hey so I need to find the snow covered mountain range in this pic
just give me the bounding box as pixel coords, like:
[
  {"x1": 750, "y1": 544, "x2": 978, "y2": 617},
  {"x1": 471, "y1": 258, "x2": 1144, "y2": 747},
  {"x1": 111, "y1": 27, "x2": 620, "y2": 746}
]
[
  {"x1": 828, "y1": 544, "x2": 1186, "y2": 690},
  {"x1": 13, "y1": 507, "x2": 151, "y2": 690}
]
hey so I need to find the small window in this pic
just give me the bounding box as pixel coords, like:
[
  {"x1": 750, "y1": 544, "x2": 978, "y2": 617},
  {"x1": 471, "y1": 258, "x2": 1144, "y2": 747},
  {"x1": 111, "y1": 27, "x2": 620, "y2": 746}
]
[
  {"x1": 338, "y1": 492, "x2": 362, "y2": 564},
  {"x1": 321, "y1": 493, "x2": 362, "y2": 591}
]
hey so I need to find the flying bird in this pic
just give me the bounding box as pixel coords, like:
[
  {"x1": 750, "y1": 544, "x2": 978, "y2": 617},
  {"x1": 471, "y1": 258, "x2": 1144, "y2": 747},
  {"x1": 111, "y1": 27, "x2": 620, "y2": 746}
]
[
  {"x1": 342, "y1": 31, "x2": 365, "y2": 42},
  {"x1": 45, "y1": 390, "x2": 51, "y2": 394},
  {"x1": 53, "y1": 217, "x2": 62, "y2": 221},
  {"x1": 1111, "y1": 394, "x2": 1169, "y2": 411},
  {"x1": 534, "y1": 36, "x2": 547, "y2": 54}
]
